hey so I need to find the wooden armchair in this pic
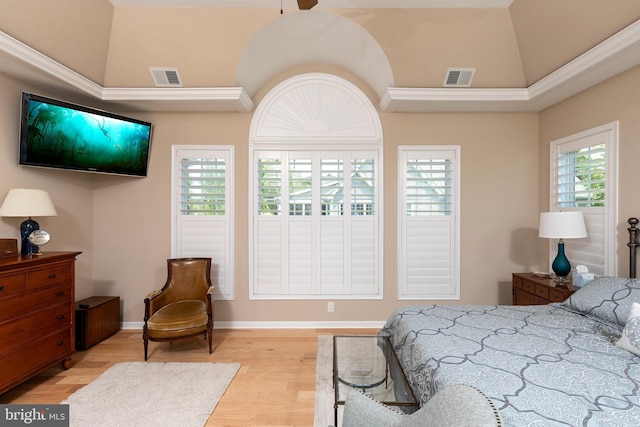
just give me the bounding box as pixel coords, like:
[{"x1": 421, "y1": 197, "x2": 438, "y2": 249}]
[{"x1": 143, "y1": 258, "x2": 214, "y2": 360}]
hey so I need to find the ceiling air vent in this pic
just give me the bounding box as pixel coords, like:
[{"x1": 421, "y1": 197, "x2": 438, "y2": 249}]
[
  {"x1": 149, "y1": 67, "x2": 183, "y2": 87},
  {"x1": 443, "y1": 68, "x2": 476, "y2": 88}
]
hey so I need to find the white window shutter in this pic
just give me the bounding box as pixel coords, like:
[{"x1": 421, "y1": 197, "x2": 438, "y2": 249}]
[
  {"x1": 550, "y1": 122, "x2": 618, "y2": 276},
  {"x1": 172, "y1": 146, "x2": 234, "y2": 300},
  {"x1": 252, "y1": 150, "x2": 380, "y2": 299},
  {"x1": 398, "y1": 146, "x2": 461, "y2": 300}
]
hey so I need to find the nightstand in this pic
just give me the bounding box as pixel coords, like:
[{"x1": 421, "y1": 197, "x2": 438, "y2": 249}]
[{"x1": 512, "y1": 273, "x2": 578, "y2": 305}]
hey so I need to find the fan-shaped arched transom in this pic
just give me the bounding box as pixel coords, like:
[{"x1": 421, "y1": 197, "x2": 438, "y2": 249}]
[{"x1": 250, "y1": 73, "x2": 383, "y2": 145}]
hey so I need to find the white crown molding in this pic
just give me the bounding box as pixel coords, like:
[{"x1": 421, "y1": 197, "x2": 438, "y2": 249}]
[
  {"x1": 380, "y1": 87, "x2": 531, "y2": 112},
  {"x1": 525, "y1": 17, "x2": 640, "y2": 110},
  {"x1": 1, "y1": 18, "x2": 639, "y2": 113},
  {"x1": 101, "y1": 87, "x2": 254, "y2": 112},
  {"x1": 0, "y1": 31, "x2": 103, "y2": 98},
  {"x1": 380, "y1": 19, "x2": 640, "y2": 112},
  {"x1": 0, "y1": 31, "x2": 253, "y2": 112}
]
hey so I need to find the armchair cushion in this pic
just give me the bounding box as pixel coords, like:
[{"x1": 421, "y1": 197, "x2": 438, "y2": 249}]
[{"x1": 147, "y1": 300, "x2": 208, "y2": 335}]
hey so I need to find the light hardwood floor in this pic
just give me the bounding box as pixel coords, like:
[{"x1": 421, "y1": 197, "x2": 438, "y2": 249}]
[{"x1": 0, "y1": 328, "x2": 377, "y2": 426}]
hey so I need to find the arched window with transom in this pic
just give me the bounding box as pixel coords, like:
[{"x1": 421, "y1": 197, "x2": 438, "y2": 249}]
[{"x1": 248, "y1": 73, "x2": 383, "y2": 299}]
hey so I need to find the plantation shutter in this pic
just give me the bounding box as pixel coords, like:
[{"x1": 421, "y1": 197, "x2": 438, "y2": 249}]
[
  {"x1": 252, "y1": 150, "x2": 380, "y2": 298},
  {"x1": 551, "y1": 123, "x2": 618, "y2": 277},
  {"x1": 172, "y1": 146, "x2": 234, "y2": 299},
  {"x1": 398, "y1": 146, "x2": 460, "y2": 300}
]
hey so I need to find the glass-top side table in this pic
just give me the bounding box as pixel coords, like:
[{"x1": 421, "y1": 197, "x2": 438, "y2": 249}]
[{"x1": 332, "y1": 335, "x2": 418, "y2": 426}]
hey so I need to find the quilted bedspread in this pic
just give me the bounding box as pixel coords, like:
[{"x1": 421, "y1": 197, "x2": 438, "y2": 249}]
[{"x1": 380, "y1": 303, "x2": 640, "y2": 426}]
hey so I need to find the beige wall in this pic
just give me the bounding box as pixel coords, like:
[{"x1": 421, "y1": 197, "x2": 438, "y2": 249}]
[
  {"x1": 0, "y1": 73, "x2": 95, "y2": 299},
  {"x1": 0, "y1": 67, "x2": 540, "y2": 325},
  {"x1": 1, "y1": 3, "x2": 637, "y2": 326},
  {"x1": 538, "y1": 65, "x2": 640, "y2": 276},
  {"x1": 87, "y1": 71, "x2": 539, "y2": 324}
]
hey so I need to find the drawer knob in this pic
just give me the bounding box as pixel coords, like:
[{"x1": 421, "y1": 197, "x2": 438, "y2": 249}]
[
  {"x1": 56, "y1": 291, "x2": 64, "y2": 297},
  {"x1": 57, "y1": 341, "x2": 64, "y2": 346},
  {"x1": 57, "y1": 315, "x2": 64, "y2": 319},
  {"x1": 0, "y1": 286, "x2": 4, "y2": 291},
  {"x1": 49, "y1": 274, "x2": 57, "y2": 279}
]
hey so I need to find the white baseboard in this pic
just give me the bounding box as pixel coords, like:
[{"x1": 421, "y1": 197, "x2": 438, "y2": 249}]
[{"x1": 121, "y1": 320, "x2": 385, "y2": 330}]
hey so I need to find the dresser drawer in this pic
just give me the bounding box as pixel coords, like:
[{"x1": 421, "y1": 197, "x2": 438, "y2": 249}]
[
  {"x1": 0, "y1": 303, "x2": 71, "y2": 350},
  {"x1": 27, "y1": 262, "x2": 72, "y2": 289},
  {"x1": 0, "y1": 328, "x2": 73, "y2": 393},
  {"x1": 0, "y1": 272, "x2": 26, "y2": 300},
  {"x1": 0, "y1": 252, "x2": 80, "y2": 395},
  {"x1": 0, "y1": 283, "x2": 71, "y2": 324}
]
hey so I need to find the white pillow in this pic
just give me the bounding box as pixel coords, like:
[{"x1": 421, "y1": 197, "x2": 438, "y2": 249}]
[{"x1": 616, "y1": 302, "x2": 640, "y2": 356}]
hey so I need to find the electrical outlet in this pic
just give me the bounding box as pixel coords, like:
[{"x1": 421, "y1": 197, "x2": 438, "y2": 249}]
[{"x1": 328, "y1": 301, "x2": 334, "y2": 312}]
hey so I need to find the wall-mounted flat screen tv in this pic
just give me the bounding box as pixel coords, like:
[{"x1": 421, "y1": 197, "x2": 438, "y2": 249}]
[{"x1": 19, "y1": 92, "x2": 153, "y2": 177}]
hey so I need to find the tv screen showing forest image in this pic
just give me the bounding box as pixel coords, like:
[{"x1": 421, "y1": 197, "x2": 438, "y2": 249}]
[{"x1": 19, "y1": 92, "x2": 152, "y2": 177}]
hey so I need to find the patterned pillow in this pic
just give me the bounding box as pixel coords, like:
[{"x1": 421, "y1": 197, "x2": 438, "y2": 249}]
[
  {"x1": 616, "y1": 302, "x2": 640, "y2": 356},
  {"x1": 562, "y1": 277, "x2": 640, "y2": 327}
]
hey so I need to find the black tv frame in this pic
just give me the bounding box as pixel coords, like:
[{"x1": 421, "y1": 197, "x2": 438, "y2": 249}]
[{"x1": 19, "y1": 92, "x2": 153, "y2": 177}]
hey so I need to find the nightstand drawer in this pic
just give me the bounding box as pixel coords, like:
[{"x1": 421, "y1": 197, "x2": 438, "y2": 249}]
[
  {"x1": 512, "y1": 276, "x2": 523, "y2": 289},
  {"x1": 548, "y1": 288, "x2": 569, "y2": 302},
  {"x1": 534, "y1": 285, "x2": 549, "y2": 299},
  {"x1": 512, "y1": 273, "x2": 577, "y2": 307},
  {"x1": 522, "y1": 280, "x2": 535, "y2": 294}
]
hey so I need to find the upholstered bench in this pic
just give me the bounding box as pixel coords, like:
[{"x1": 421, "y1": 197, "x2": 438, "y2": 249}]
[{"x1": 337, "y1": 384, "x2": 503, "y2": 427}]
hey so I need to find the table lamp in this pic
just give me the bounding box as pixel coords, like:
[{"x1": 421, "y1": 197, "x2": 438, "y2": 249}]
[
  {"x1": 538, "y1": 211, "x2": 587, "y2": 280},
  {"x1": 0, "y1": 188, "x2": 58, "y2": 255}
]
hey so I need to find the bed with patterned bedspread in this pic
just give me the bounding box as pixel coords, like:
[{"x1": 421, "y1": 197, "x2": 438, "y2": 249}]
[{"x1": 380, "y1": 277, "x2": 640, "y2": 426}]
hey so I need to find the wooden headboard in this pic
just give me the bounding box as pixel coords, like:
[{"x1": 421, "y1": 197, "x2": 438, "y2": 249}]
[{"x1": 628, "y1": 217, "x2": 639, "y2": 278}]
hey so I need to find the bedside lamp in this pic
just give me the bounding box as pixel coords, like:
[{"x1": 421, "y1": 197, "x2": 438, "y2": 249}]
[
  {"x1": 539, "y1": 211, "x2": 587, "y2": 280},
  {"x1": 0, "y1": 188, "x2": 58, "y2": 255}
]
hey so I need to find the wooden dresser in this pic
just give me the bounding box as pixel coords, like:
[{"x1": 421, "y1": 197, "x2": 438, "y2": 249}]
[
  {"x1": 512, "y1": 272, "x2": 578, "y2": 305},
  {"x1": 0, "y1": 251, "x2": 81, "y2": 394}
]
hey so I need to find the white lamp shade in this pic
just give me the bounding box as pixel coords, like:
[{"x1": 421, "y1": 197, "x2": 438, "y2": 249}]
[
  {"x1": 0, "y1": 189, "x2": 58, "y2": 217},
  {"x1": 538, "y1": 211, "x2": 587, "y2": 239}
]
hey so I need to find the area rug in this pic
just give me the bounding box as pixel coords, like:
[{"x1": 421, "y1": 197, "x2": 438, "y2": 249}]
[
  {"x1": 62, "y1": 362, "x2": 240, "y2": 427},
  {"x1": 315, "y1": 335, "x2": 335, "y2": 427}
]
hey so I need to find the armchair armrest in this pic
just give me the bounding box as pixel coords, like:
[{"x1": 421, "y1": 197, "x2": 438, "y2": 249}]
[
  {"x1": 146, "y1": 289, "x2": 163, "y2": 300},
  {"x1": 206, "y1": 286, "x2": 214, "y2": 311}
]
